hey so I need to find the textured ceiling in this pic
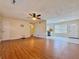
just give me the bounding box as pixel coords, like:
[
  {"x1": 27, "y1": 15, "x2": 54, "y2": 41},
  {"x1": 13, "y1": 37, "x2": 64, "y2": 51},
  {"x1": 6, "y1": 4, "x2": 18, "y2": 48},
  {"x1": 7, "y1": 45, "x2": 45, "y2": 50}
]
[{"x1": 0, "y1": 0, "x2": 79, "y2": 22}]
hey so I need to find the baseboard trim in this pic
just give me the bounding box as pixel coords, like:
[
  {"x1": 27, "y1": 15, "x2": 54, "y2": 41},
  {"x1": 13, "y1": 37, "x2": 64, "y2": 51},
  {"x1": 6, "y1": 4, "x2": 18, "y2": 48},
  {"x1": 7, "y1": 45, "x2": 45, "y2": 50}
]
[
  {"x1": 1, "y1": 36, "x2": 46, "y2": 42},
  {"x1": 1, "y1": 36, "x2": 30, "y2": 42},
  {"x1": 69, "y1": 37, "x2": 79, "y2": 39}
]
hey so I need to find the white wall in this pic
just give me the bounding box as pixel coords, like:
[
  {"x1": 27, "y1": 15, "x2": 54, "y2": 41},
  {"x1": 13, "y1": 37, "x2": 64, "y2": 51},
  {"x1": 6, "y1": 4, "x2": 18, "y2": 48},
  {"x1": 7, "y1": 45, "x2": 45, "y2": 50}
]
[
  {"x1": 1, "y1": 17, "x2": 47, "y2": 40},
  {"x1": 34, "y1": 20, "x2": 46, "y2": 38},
  {"x1": 2, "y1": 17, "x2": 31, "y2": 40},
  {"x1": 0, "y1": 16, "x2": 3, "y2": 41}
]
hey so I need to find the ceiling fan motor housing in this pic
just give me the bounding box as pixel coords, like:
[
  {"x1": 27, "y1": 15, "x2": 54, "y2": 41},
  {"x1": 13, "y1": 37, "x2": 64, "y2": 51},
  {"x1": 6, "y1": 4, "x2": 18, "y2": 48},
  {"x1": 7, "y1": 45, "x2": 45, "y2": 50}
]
[{"x1": 33, "y1": 13, "x2": 36, "y2": 17}]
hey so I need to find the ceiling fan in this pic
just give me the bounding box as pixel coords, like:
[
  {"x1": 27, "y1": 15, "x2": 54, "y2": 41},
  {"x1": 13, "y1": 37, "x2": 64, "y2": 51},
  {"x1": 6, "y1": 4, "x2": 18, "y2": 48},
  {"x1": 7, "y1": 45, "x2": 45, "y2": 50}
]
[{"x1": 29, "y1": 13, "x2": 41, "y2": 20}]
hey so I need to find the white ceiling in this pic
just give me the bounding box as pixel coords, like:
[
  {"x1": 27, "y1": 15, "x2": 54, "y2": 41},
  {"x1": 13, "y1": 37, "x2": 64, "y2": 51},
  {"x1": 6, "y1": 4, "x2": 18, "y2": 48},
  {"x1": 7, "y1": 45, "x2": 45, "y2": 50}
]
[{"x1": 0, "y1": 0, "x2": 79, "y2": 23}]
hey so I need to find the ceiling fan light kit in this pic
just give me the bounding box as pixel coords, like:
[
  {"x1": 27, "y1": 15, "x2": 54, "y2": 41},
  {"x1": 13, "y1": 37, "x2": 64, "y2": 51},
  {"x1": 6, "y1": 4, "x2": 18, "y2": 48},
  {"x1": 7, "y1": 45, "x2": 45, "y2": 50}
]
[{"x1": 32, "y1": 17, "x2": 37, "y2": 20}]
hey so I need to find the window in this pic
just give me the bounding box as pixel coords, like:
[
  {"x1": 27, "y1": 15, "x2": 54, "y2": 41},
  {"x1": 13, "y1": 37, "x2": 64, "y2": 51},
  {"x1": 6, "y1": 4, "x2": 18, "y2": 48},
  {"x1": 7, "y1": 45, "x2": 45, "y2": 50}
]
[{"x1": 55, "y1": 24, "x2": 67, "y2": 33}]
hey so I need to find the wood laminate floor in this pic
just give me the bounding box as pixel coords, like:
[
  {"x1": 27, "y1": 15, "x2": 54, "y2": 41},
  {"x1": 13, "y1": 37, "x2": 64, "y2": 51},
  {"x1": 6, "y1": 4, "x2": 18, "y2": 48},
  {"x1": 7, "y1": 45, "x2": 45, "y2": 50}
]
[{"x1": 0, "y1": 37, "x2": 79, "y2": 59}]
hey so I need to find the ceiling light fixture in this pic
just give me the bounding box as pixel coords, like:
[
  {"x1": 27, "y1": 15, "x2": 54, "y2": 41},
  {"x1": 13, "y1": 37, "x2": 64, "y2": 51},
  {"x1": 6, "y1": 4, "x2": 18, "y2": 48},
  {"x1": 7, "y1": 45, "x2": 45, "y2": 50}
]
[{"x1": 32, "y1": 17, "x2": 37, "y2": 20}]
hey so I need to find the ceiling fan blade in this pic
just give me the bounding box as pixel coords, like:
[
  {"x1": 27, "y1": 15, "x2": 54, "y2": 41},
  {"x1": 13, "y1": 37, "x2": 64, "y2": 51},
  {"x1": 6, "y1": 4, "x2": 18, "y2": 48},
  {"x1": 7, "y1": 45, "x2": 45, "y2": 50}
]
[
  {"x1": 37, "y1": 14, "x2": 41, "y2": 17},
  {"x1": 37, "y1": 18, "x2": 41, "y2": 19},
  {"x1": 29, "y1": 13, "x2": 32, "y2": 16}
]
